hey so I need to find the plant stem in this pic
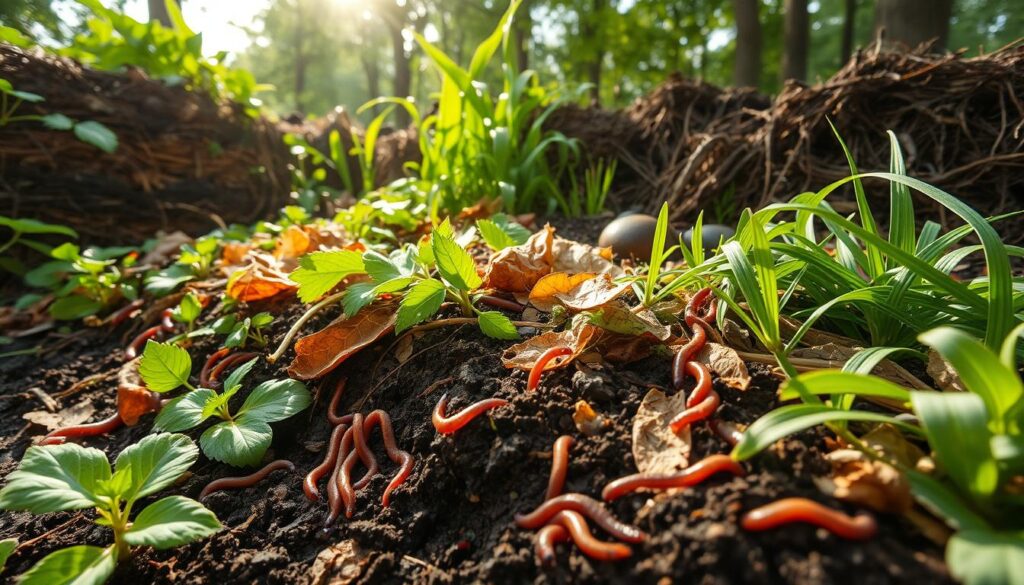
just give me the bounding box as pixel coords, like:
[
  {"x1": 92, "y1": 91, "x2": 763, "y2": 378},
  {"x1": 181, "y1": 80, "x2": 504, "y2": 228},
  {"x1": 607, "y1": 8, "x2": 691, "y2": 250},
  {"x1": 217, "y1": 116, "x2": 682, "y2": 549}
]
[{"x1": 267, "y1": 290, "x2": 346, "y2": 363}]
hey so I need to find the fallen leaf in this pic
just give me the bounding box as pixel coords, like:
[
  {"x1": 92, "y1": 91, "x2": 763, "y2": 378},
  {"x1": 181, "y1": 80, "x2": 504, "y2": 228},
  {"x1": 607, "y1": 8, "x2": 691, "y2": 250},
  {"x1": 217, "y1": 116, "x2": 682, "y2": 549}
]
[
  {"x1": 632, "y1": 389, "x2": 691, "y2": 473},
  {"x1": 573, "y1": 400, "x2": 609, "y2": 435},
  {"x1": 288, "y1": 302, "x2": 398, "y2": 380},
  {"x1": 529, "y1": 272, "x2": 595, "y2": 311},
  {"x1": 861, "y1": 424, "x2": 931, "y2": 472},
  {"x1": 482, "y1": 225, "x2": 555, "y2": 293},
  {"x1": 694, "y1": 342, "x2": 750, "y2": 390},
  {"x1": 587, "y1": 303, "x2": 671, "y2": 341},
  {"x1": 598, "y1": 334, "x2": 655, "y2": 364},
  {"x1": 116, "y1": 358, "x2": 162, "y2": 426},
  {"x1": 141, "y1": 231, "x2": 192, "y2": 266},
  {"x1": 501, "y1": 319, "x2": 599, "y2": 371},
  {"x1": 556, "y1": 274, "x2": 632, "y2": 312},
  {"x1": 457, "y1": 196, "x2": 503, "y2": 220},
  {"x1": 814, "y1": 448, "x2": 912, "y2": 514},
  {"x1": 310, "y1": 539, "x2": 369, "y2": 585},
  {"x1": 221, "y1": 242, "x2": 253, "y2": 265},
  {"x1": 274, "y1": 225, "x2": 313, "y2": 260},
  {"x1": 926, "y1": 349, "x2": 966, "y2": 392},
  {"x1": 226, "y1": 257, "x2": 296, "y2": 302},
  {"x1": 721, "y1": 318, "x2": 755, "y2": 351},
  {"x1": 551, "y1": 238, "x2": 622, "y2": 276},
  {"x1": 24, "y1": 400, "x2": 95, "y2": 431},
  {"x1": 395, "y1": 334, "x2": 414, "y2": 364}
]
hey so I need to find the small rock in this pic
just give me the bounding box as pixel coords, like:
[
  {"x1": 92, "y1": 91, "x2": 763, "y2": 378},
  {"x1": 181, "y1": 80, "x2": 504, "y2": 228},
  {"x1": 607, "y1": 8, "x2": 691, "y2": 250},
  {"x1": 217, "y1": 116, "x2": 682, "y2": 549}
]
[
  {"x1": 572, "y1": 367, "x2": 615, "y2": 402},
  {"x1": 683, "y1": 223, "x2": 735, "y2": 252}
]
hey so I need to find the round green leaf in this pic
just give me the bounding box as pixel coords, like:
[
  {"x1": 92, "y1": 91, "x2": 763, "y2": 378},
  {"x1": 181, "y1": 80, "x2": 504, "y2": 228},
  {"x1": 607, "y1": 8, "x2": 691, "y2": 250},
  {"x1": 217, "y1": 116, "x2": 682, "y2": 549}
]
[{"x1": 123, "y1": 496, "x2": 220, "y2": 549}]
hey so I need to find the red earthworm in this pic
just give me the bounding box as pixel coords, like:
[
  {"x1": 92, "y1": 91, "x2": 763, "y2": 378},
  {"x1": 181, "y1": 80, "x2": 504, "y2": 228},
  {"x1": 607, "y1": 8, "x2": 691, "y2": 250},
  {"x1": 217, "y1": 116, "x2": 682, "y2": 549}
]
[
  {"x1": 546, "y1": 436, "x2": 573, "y2": 500},
  {"x1": 124, "y1": 325, "x2": 162, "y2": 359},
  {"x1": 199, "y1": 459, "x2": 295, "y2": 500},
  {"x1": 534, "y1": 523, "x2": 570, "y2": 566},
  {"x1": 601, "y1": 454, "x2": 744, "y2": 501},
  {"x1": 670, "y1": 388, "x2": 721, "y2": 434},
  {"x1": 199, "y1": 348, "x2": 231, "y2": 387},
  {"x1": 363, "y1": 410, "x2": 415, "y2": 507},
  {"x1": 351, "y1": 412, "x2": 379, "y2": 490},
  {"x1": 303, "y1": 423, "x2": 347, "y2": 502},
  {"x1": 107, "y1": 299, "x2": 144, "y2": 327},
  {"x1": 432, "y1": 393, "x2": 509, "y2": 435},
  {"x1": 161, "y1": 308, "x2": 175, "y2": 331},
  {"x1": 527, "y1": 347, "x2": 573, "y2": 391},
  {"x1": 324, "y1": 427, "x2": 354, "y2": 529},
  {"x1": 208, "y1": 352, "x2": 259, "y2": 387},
  {"x1": 709, "y1": 418, "x2": 744, "y2": 446},
  {"x1": 545, "y1": 510, "x2": 632, "y2": 561},
  {"x1": 337, "y1": 413, "x2": 367, "y2": 519},
  {"x1": 327, "y1": 377, "x2": 354, "y2": 426},
  {"x1": 478, "y1": 294, "x2": 525, "y2": 313},
  {"x1": 514, "y1": 493, "x2": 647, "y2": 543},
  {"x1": 671, "y1": 324, "x2": 706, "y2": 389},
  {"x1": 741, "y1": 497, "x2": 878, "y2": 540},
  {"x1": 41, "y1": 412, "x2": 124, "y2": 445}
]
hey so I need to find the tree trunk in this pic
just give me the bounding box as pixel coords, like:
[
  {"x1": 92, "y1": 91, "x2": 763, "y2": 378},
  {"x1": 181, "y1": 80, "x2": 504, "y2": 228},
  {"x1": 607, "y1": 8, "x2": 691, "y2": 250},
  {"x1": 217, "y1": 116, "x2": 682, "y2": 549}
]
[
  {"x1": 840, "y1": 0, "x2": 857, "y2": 65},
  {"x1": 390, "y1": 23, "x2": 411, "y2": 125},
  {"x1": 873, "y1": 0, "x2": 952, "y2": 51},
  {"x1": 582, "y1": 0, "x2": 605, "y2": 104},
  {"x1": 782, "y1": 0, "x2": 809, "y2": 82},
  {"x1": 147, "y1": 0, "x2": 177, "y2": 27},
  {"x1": 733, "y1": 0, "x2": 761, "y2": 87},
  {"x1": 514, "y1": 0, "x2": 532, "y2": 72}
]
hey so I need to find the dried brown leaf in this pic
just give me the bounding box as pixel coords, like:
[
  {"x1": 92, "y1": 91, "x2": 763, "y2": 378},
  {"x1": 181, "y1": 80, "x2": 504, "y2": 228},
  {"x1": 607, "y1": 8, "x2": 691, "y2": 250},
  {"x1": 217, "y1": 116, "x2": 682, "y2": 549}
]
[
  {"x1": 24, "y1": 400, "x2": 95, "y2": 431},
  {"x1": 814, "y1": 449, "x2": 912, "y2": 514},
  {"x1": 551, "y1": 237, "x2": 622, "y2": 276},
  {"x1": 556, "y1": 274, "x2": 632, "y2": 312},
  {"x1": 501, "y1": 320, "x2": 599, "y2": 371},
  {"x1": 310, "y1": 539, "x2": 369, "y2": 585},
  {"x1": 598, "y1": 334, "x2": 654, "y2": 364},
  {"x1": 226, "y1": 259, "x2": 296, "y2": 302},
  {"x1": 792, "y1": 343, "x2": 929, "y2": 390},
  {"x1": 926, "y1": 349, "x2": 966, "y2": 392},
  {"x1": 482, "y1": 225, "x2": 555, "y2": 293},
  {"x1": 528, "y1": 272, "x2": 596, "y2": 311},
  {"x1": 274, "y1": 225, "x2": 313, "y2": 260},
  {"x1": 632, "y1": 389, "x2": 691, "y2": 474},
  {"x1": 695, "y1": 342, "x2": 751, "y2": 390},
  {"x1": 288, "y1": 302, "x2": 398, "y2": 380}
]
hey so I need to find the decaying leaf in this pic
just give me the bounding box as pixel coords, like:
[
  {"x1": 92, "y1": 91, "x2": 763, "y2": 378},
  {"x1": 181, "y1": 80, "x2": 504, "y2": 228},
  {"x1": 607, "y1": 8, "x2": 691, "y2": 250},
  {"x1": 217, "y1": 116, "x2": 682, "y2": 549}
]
[
  {"x1": 141, "y1": 231, "x2": 192, "y2": 266},
  {"x1": 632, "y1": 388, "x2": 691, "y2": 474},
  {"x1": 529, "y1": 272, "x2": 595, "y2": 311},
  {"x1": 599, "y1": 334, "x2": 655, "y2": 364},
  {"x1": 926, "y1": 349, "x2": 966, "y2": 392},
  {"x1": 24, "y1": 400, "x2": 95, "y2": 431},
  {"x1": 483, "y1": 225, "x2": 555, "y2": 293},
  {"x1": 721, "y1": 318, "x2": 755, "y2": 351},
  {"x1": 861, "y1": 424, "x2": 932, "y2": 472},
  {"x1": 395, "y1": 334, "x2": 414, "y2": 364},
  {"x1": 814, "y1": 449, "x2": 913, "y2": 514},
  {"x1": 694, "y1": 342, "x2": 751, "y2": 390},
  {"x1": 310, "y1": 539, "x2": 369, "y2": 585},
  {"x1": 556, "y1": 275, "x2": 632, "y2": 312},
  {"x1": 288, "y1": 302, "x2": 399, "y2": 380},
  {"x1": 551, "y1": 237, "x2": 622, "y2": 276},
  {"x1": 501, "y1": 320, "x2": 599, "y2": 371},
  {"x1": 573, "y1": 400, "x2": 609, "y2": 435},
  {"x1": 587, "y1": 303, "x2": 671, "y2": 341},
  {"x1": 221, "y1": 242, "x2": 253, "y2": 265},
  {"x1": 226, "y1": 256, "x2": 297, "y2": 302},
  {"x1": 117, "y1": 357, "x2": 161, "y2": 425},
  {"x1": 274, "y1": 225, "x2": 313, "y2": 260}
]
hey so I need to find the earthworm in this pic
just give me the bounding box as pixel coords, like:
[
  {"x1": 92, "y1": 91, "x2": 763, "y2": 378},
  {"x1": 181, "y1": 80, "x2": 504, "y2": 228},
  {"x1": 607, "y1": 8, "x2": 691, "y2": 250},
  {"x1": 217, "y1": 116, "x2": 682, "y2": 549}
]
[
  {"x1": 478, "y1": 294, "x2": 525, "y2": 313},
  {"x1": 545, "y1": 510, "x2": 632, "y2": 561},
  {"x1": 327, "y1": 377, "x2": 354, "y2": 426},
  {"x1": 741, "y1": 497, "x2": 878, "y2": 540},
  {"x1": 41, "y1": 412, "x2": 124, "y2": 445},
  {"x1": 199, "y1": 348, "x2": 231, "y2": 387},
  {"x1": 546, "y1": 436, "x2": 573, "y2": 500},
  {"x1": 198, "y1": 459, "x2": 295, "y2": 500},
  {"x1": 432, "y1": 393, "x2": 509, "y2": 435},
  {"x1": 363, "y1": 410, "x2": 415, "y2": 507},
  {"x1": 514, "y1": 493, "x2": 647, "y2": 543},
  {"x1": 161, "y1": 308, "x2": 175, "y2": 331},
  {"x1": 324, "y1": 427, "x2": 354, "y2": 528},
  {"x1": 124, "y1": 325, "x2": 163, "y2": 359},
  {"x1": 337, "y1": 413, "x2": 367, "y2": 519},
  {"x1": 709, "y1": 418, "x2": 744, "y2": 446},
  {"x1": 351, "y1": 412, "x2": 379, "y2": 490},
  {"x1": 671, "y1": 323, "x2": 706, "y2": 388},
  {"x1": 669, "y1": 388, "x2": 721, "y2": 434},
  {"x1": 208, "y1": 352, "x2": 258, "y2": 387},
  {"x1": 303, "y1": 423, "x2": 347, "y2": 502},
  {"x1": 107, "y1": 299, "x2": 144, "y2": 327},
  {"x1": 527, "y1": 347, "x2": 573, "y2": 391},
  {"x1": 601, "y1": 454, "x2": 744, "y2": 501},
  {"x1": 534, "y1": 524, "x2": 571, "y2": 566}
]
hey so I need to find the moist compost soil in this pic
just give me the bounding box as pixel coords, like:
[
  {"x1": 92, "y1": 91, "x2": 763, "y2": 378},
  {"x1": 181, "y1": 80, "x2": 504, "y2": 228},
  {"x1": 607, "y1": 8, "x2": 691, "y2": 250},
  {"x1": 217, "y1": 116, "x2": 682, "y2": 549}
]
[{"x1": 0, "y1": 218, "x2": 950, "y2": 584}]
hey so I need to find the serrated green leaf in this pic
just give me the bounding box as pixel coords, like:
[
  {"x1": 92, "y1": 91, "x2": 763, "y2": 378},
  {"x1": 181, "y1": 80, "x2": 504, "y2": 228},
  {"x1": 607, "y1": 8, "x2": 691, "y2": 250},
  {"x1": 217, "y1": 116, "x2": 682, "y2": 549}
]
[
  {"x1": 123, "y1": 496, "x2": 220, "y2": 549},
  {"x1": 73, "y1": 121, "x2": 117, "y2": 153},
  {"x1": 290, "y1": 250, "x2": 365, "y2": 302},
  {"x1": 200, "y1": 420, "x2": 273, "y2": 467},
  {"x1": 19, "y1": 545, "x2": 116, "y2": 585},
  {"x1": 138, "y1": 341, "x2": 192, "y2": 392},
  {"x1": 153, "y1": 389, "x2": 215, "y2": 433},
  {"x1": 362, "y1": 250, "x2": 402, "y2": 282},
  {"x1": 477, "y1": 311, "x2": 520, "y2": 340},
  {"x1": 113, "y1": 433, "x2": 198, "y2": 502},
  {"x1": 201, "y1": 385, "x2": 240, "y2": 420},
  {"x1": 176, "y1": 293, "x2": 202, "y2": 324},
  {"x1": 476, "y1": 219, "x2": 517, "y2": 251},
  {"x1": 0, "y1": 444, "x2": 110, "y2": 513},
  {"x1": 947, "y1": 530, "x2": 1024, "y2": 585},
  {"x1": 432, "y1": 234, "x2": 481, "y2": 291},
  {"x1": 491, "y1": 213, "x2": 531, "y2": 244},
  {"x1": 236, "y1": 379, "x2": 311, "y2": 424},
  {"x1": 396, "y1": 279, "x2": 446, "y2": 333}
]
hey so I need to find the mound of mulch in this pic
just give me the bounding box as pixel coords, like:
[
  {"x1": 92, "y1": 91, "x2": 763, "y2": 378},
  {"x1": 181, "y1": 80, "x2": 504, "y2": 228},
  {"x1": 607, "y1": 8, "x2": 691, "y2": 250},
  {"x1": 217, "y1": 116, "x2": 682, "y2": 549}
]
[{"x1": 0, "y1": 44, "x2": 291, "y2": 243}]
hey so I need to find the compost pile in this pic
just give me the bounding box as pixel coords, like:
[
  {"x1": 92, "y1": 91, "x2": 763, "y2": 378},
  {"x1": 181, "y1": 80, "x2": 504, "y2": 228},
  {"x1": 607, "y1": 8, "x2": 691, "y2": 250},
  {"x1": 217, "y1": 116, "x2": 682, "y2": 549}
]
[
  {"x1": 0, "y1": 45, "x2": 291, "y2": 243},
  {"x1": 549, "y1": 44, "x2": 1024, "y2": 234}
]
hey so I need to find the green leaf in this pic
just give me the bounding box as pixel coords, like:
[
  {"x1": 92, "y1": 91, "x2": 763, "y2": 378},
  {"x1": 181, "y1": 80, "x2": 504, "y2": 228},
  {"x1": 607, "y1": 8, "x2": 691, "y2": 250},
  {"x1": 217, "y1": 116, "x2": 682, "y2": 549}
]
[
  {"x1": 0, "y1": 444, "x2": 111, "y2": 513},
  {"x1": 732, "y1": 403, "x2": 922, "y2": 461},
  {"x1": 362, "y1": 250, "x2": 402, "y2": 282},
  {"x1": 644, "y1": 203, "x2": 671, "y2": 305},
  {"x1": 290, "y1": 250, "x2": 365, "y2": 303},
  {"x1": 396, "y1": 278, "x2": 446, "y2": 333},
  {"x1": 41, "y1": 113, "x2": 75, "y2": 131},
  {"x1": 73, "y1": 121, "x2": 118, "y2": 153},
  {"x1": 476, "y1": 219, "x2": 516, "y2": 251},
  {"x1": 49, "y1": 295, "x2": 103, "y2": 321},
  {"x1": 947, "y1": 530, "x2": 1024, "y2": 585},
  {"x1": 342, "y1": 282, "x2": 378, "y2": 317},
  {"x1": 0, "y1": 216, "x2": 76, "y2": 238},
  {"x1": 18, "y1": 545, "x2": 116, "y2": 585},
  {"x1": 144, "y1": 264, "x2": 194, "y2": 296},
  {"x1": 911, "y1": 391, "x2": 999, "y2": 500},
  {"x1": 477, "y1": 311, "x2": 520, "y2": 340},
  {"x1": 201, "y1": 385, "x2": 240, "y2": 420},
  {"x1": 0, "y1": 538, "x2": 17, "y2": 573},
  {"x1": 432, "y1": 234, "x2": 481, "y2": 291},
  {"x1": 905, "y1": 470, "x2": 990, "y2": 532},
  {"x1": 176, "y1": 293, "x2": 202, "y2": 324},
  {"x1": 236, "y1": 379, "x2": 312, "y2": 424},
  {"x1": 123, "y1": 496, "x2": 220, "y2": 549},
  {"x1": 777, "y1": 370, "x2": 911, "y2": 403},
  {"x1": 113, "y1": 433, "x2": 198, "y2": 502},
  {"x1": 200, "y1": 420, "x2": 273, "y2": 467},
  {"x1": 222, "y1": 357, "x2": 257, "y2": 393},
  {"x1": 138, "y1": 340, "x2": 192, "y2": 392},
  {"x1": 153, "y1": 389, "x2": 215, "y2": 433}
]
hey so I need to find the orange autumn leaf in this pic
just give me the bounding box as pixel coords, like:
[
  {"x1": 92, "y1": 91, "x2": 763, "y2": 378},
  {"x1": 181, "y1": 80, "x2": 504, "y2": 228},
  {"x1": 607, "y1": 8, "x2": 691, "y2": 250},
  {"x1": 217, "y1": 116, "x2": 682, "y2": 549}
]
[
  {"x1": 458, "y1": 196, "x2": 504, "y2": 220},
  {"x1": 287, "y1": 302, "x2": 399, "y2": 380},
  {"x1": 483, "y1": 225, "x2": 555, "y2": 293},
  {"x1": 556, "y1": 274, "x2": 632, "y2": 312},
  {"x1": 221, "y1": 242, "x2": 252, "y2": 266},
  {"x1": 501, "y1": 320, "x2": 600, "y2": 371},
  {"x1": 274, "y1": 225, "x2": 313, "y2": 260},
  {"x1": 226, "y1": 261, "x2": 296, "y2": 302},
  {"x1": 116, "y1": 359, "x2": 160, "y2": 426},
  {"x1": 529, "y1": 272, "x2": 596, "y2": 311}
]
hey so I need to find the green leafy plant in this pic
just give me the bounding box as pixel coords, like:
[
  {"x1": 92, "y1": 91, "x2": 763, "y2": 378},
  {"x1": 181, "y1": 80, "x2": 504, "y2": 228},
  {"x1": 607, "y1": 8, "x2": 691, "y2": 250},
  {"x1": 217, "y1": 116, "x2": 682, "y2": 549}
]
[
  {"x1": 0, "y1": 216, "x2": 77, "y2": 277},
  {"x1": 23, "y1": 242, "x2": 141, "y2": 320},
  {"x1": 559, "y1": 158, "x2": 617, "y2": 217},
  {"x1": 0, "y1": 538, "x2": 16, "y2": 575},
  {"x1": 141, "y1": 342, "x2": 311, "y2": 466},
  {"x1": 0, "y1": 77, "x2": 117, "y2": 152},
  {"x1": 205, "y1": 312, "x2": 275, "y2": 349},
  {"x1": 144, "y1": 236, "x2": 220, "y2": 296},
  {"x1": 0, "y1": 433, "x2": 220, "y2": 585},
  {"x1": 475, "y1": 213, "x2": 531, "y2": 251}
]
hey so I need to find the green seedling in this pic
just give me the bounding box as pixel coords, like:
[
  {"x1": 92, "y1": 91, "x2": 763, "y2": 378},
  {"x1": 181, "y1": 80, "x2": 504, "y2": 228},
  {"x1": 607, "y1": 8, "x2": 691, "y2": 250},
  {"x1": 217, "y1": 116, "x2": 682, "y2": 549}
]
[
  {"x1": 475, "y1": 214, "x2": 531, "y2": 252},
  {"x1": 144, "y1": 236, "x2": 220, "y2": 296},
  {"x1": 0, "y1": 433, "x2": 220, "y2": 585},
  {"x1": 23, "y1": 242, "x2": 141, "y2": 321},
  {"x1": 206, "y1": 312, "x2": 275, "y2": 349},
  {"x1": 0, "y1": 216, "x2": 77, "y2": 277},
  {"x1": 0, "y1": 77, "x2": 117, "y2": 152}
]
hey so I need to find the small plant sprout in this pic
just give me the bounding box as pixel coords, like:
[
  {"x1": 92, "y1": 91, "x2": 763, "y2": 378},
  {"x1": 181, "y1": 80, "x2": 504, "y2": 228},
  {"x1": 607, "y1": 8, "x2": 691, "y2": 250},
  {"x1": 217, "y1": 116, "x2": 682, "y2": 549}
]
[
  {"x1": 144, "y1": 343, "x2": 311, "y2": 466},
  {"x1": 475, "y1": 214, "x2": 531, "y2": 252},
  {"x1": 207, "y1": 312, "x2": 275, "y2": 349},
  {"x1": 0, "y1": 433, "x2": 220, "y2": 585},
  {"x1": 169, "y1": 292, "x2": 203, "y2": 333}
]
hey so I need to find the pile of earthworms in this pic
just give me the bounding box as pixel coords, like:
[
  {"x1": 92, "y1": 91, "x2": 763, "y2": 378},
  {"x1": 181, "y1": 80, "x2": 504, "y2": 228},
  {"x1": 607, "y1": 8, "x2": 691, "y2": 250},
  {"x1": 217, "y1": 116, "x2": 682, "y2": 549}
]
[{"x1": 303, "y1": 378, "x2": 415, "y2": 530}]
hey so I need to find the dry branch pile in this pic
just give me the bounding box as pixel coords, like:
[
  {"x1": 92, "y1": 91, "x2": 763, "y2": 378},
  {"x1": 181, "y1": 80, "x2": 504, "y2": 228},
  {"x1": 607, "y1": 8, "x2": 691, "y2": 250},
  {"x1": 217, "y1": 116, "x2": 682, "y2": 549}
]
[
  {"x1": 549, "y1": 44, "x2": 1024, "y2": 235},
  {"x1": 0, "y1": 45, "x2": 291, "y2": 243}
]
